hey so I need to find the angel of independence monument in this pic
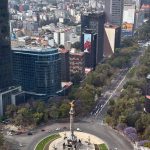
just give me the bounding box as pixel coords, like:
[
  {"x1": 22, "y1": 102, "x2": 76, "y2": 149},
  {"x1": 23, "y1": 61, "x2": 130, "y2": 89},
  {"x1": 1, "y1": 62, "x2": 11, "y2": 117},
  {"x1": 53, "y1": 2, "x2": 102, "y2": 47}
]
[
  {"x1": 49, "y1": 100, "x2": 105, "y2": 150},
  {"x1": 67, "y1": 100, "x2": 77, "y2": 149}
]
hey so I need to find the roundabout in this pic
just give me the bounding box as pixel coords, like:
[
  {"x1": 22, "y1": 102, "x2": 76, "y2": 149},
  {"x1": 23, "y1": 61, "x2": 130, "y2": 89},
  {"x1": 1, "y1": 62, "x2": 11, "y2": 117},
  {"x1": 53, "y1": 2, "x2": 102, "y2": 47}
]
[
  {"x1": 35, "y1": 131, "x2": 108, "y2": 150},
  {"x1": 7, "y1": 100, "x2": 133, "y2": 150},
  {"x1": 35, "y1": 101, "x2": 108, "y2": 150}
]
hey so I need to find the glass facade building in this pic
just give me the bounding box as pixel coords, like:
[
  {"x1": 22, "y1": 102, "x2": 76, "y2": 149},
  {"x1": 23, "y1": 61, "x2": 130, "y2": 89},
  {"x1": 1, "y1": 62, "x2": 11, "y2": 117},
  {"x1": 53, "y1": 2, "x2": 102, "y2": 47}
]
[
  {"x1": 0, "y1": 0, "x2": 12, "y2": 90},
  {"x1": 81, "y1": 12, "x2": 105, "y2": 64},
  {"x1": 12, "y1": 48, "x2": 61, "y2": 96}
]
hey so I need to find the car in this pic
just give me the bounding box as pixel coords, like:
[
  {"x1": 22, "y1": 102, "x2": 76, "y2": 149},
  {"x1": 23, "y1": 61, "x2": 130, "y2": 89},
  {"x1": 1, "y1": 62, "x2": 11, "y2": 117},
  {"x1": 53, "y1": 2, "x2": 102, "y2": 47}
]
[
  {"x1": 15, "y1": 131, "x2": 23, "y2": 135},
  {"x1": 27, "y1": 132, "x2": 32, "y2": 135},
  {"x1": 41, "y1": 129, "x2": 45, "y2": 132},
  {"x1": 63, "y1": 127, "x2": 67, "y2": 130},
  {"x1": 55, "y1": 128, "x2": 60, "y2": 131},
  {"x1": 19, "y1": 143, "x2": 23, "y2": 147},
  {"x1": 76, "y1": 128, "x2": 81, "y2": 131},
  {"x1": 7, "y1": 131, "x2": 13, "y2": 136}
]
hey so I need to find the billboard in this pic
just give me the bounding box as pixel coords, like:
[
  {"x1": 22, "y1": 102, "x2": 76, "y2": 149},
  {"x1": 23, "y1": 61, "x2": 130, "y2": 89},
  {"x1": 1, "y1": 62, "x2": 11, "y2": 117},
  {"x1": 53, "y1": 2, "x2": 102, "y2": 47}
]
[{"x1": 84, "y1": 33, "x2": 92, "y2": 53}]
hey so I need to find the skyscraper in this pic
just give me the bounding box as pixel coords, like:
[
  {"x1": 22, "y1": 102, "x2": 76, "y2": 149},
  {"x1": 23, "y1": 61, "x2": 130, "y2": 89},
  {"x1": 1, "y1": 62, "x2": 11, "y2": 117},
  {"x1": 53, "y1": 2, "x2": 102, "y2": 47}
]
[
  {"x1": 105, "y1": 0, "x2": 124, "y2": 26},
  {"x1": 59, "y1": 48, "x2": 70, "y2": 82},
  {"x1": 81, "y1": 30, "x2": 97, "y2": 69},
  {"x1": 81, "y1": 12, "x2": 105, "y2": 64},
  {"x1": 0, "y1": 0, "x2": 12, "y2": 90}
]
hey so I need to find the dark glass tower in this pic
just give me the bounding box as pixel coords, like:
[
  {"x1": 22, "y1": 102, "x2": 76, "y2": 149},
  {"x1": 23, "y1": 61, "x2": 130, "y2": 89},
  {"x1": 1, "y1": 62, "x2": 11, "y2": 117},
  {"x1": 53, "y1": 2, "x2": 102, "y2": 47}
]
[
  {"x1": 12, "y1": 48, "x2": 61, "y2": 96},
  {"x1": 81, "y1": 12, "x2": 105, "y2": 64},
  {"x1": 0, "y1": 0, "x2": 12, "y2": 90}
]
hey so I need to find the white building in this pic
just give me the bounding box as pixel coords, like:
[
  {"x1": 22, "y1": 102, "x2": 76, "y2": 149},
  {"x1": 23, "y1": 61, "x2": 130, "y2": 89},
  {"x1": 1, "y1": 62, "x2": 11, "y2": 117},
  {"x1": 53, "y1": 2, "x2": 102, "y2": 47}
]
[
  {"x1": 123, "y1": 4, "x2": 136, "y2": 24},
  {"x1": 53, "y1": 28, "x2": 73, "y2": 45}
]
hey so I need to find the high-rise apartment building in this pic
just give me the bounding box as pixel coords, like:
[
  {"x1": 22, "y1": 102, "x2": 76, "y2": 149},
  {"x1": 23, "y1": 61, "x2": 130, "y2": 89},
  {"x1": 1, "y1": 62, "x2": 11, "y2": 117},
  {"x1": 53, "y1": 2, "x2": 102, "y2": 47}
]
[
  {"x1": 105, "y1": 0, "x2": 124, "y2": 26},
  {"x1": 59, "y1": 48, "x2": 70, "y2": 82},
  {"x1": 12, "y1": 47, "x2": 61, "y2": 97},
  {"x1": 81, "y1": 12, "x2": 105, "y2": 64},
  {"x1": 70, "y1": 49, "x2": 85, "y2": 78},
  {"x1": 0, "y1": 0, "x2": 12, "y2": 90}
]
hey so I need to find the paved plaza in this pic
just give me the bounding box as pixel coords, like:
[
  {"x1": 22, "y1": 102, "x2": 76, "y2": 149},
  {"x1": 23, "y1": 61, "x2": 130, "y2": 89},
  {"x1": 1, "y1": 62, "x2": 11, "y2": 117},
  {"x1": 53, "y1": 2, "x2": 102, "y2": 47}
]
[{"x1": 49, "y1": 131, "x2": 105, "y2": 150}]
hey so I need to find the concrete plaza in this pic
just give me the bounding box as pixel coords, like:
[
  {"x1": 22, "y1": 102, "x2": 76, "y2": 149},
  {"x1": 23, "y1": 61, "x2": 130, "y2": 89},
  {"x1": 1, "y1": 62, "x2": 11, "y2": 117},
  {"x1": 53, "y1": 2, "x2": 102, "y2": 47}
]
[{"x1": 49, "y1": 131, "x2": 105, "y2": 150}]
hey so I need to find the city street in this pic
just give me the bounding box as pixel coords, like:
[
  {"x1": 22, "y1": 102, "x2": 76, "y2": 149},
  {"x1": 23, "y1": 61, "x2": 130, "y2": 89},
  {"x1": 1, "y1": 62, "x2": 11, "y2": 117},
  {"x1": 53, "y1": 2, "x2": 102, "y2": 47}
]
[
  {"x1": 5, "y1": 43, "x2": 148, "y2": 150},
  {"x1": 6, "y1": 121, "x2": 133, "y2": 150}
]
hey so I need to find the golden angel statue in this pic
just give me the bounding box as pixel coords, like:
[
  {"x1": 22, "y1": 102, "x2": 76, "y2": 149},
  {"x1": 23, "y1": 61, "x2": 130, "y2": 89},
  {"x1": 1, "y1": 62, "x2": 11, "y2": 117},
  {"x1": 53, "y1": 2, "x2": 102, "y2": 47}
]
[{"x1": 69, "y1": 100, "x2": 75, "y2": 108}]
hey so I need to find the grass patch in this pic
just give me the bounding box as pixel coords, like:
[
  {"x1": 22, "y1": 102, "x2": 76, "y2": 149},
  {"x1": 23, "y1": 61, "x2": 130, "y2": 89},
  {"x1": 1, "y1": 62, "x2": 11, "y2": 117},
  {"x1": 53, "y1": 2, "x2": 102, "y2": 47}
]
[
  {"x1": 35, "y1": 134, "x2": 60, "y2": 150},
  {"x1": 98, "y1": 143, "x2": 108, "y2": 150}
]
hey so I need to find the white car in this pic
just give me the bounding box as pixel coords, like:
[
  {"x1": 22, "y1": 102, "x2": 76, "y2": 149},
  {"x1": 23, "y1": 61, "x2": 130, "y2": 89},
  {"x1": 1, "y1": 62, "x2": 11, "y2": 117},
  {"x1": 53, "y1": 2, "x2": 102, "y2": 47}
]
[
  {"x1": 7, "y1": 131, "x2": 12, "y2": 136},
  {"x1": 76, "y1": 128, "x2": 81, "y2": 131},
  {"x1": 19, "y1": 143, "x2": 23, "y2": 147},
  {"x1": 55, "y1": 128, "x2": 60, "y2": 131}
]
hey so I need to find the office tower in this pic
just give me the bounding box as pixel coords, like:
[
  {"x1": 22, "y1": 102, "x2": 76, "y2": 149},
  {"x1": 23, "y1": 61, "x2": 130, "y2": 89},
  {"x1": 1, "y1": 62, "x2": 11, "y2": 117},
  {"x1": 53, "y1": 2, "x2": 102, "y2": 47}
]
[
  {"x1": 81, "y1": 29, "x2": 97, "y2": 69},
  {"x1": 136, "y1": 0, "x2": 141, "y2": 10},
  {"x1": 105, "y1": 0, "x2": 124, "y2": 26},
  {"x1": 0, "y1": 0, "x2": 12, "y2": 90},
  {"x1": 12, "y1": 47, "x2": 61, "y2": 97},
  {"x1": 0, "y1": 1, "x2": 24, "y2": 116},
  {"x1": 59, "y1": 48, "x2": 70, "y2": 82},
  {"x1": 81, "y1": 12, "x2": 105, "y2": 64},
  {"x1": 103, "y1": 23, "x2": 121, "y2": 57}
]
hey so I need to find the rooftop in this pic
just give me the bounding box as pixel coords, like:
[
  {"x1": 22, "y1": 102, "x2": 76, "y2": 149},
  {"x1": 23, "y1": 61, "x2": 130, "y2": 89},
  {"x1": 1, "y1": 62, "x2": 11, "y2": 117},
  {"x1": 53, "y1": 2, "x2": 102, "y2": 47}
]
[
  {"x1": 146, "y1": 95, "x2": 150, "y2": 100},
  {"x1": 58, "y1": 48, "x2": 69, "y2": 54},
  {"x1": 12, "y1": 46, "x2": 59, "y2": 55},
  {"x1": 104, "y1": 23, "x2": 120, "y2": 29},
  {"x1": 12, "y1": 46, "x2": 57, "y2": 52}
]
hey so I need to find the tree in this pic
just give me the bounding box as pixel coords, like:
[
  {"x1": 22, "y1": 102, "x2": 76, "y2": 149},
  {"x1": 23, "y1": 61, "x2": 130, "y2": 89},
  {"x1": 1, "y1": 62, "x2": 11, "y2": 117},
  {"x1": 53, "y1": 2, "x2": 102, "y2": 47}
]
[
  {"x1": 144, "y1": 142, "x2": 150, "y2": 148},
  {"x1": 33, "y1": 112, "x2": 43, "y2": 125},
  {"x1": 135, "y1": 20, "x2": 150, "y2": 41},
  {"x1": 49, "y1": 105, "x2": 59, "y2": 119},
  {"x1": 143, "y1": 126, "x2": 150, "y2": 140},
  {"x1": 59, "y1": 103, "x2": 70, "y2": 118},
  {"x1": 0, "y1": 133, "x2": 4, "y2": 148},
  {"x1": 122, "y1": 37, "x2": 135, "y2": 47},
  {"x1": 71, "y1": 42, "x2": 81, "y2": 50},
  {"x1": 71, "y1": 73, "x2": 82, "y2": 84},
  {"x1": 59, "y1": 45, "x2": 65, "y2": 49},
  {"x1": 6, "y1": 105, "x2": 17, "y2": 118}
]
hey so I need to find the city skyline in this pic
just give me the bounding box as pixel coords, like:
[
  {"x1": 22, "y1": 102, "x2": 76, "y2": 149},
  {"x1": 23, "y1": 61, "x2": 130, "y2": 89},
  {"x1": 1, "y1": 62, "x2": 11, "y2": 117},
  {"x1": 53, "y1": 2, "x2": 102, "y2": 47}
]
[{"x1": 0, "y1": 0, "x2": 150, "y2": 149}]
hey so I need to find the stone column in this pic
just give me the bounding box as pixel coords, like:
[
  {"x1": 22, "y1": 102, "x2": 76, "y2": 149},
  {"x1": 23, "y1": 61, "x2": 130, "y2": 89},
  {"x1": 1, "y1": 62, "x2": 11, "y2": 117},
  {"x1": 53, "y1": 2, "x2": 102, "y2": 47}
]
[{"x1": 69, "y1": 105, "x2": 75, "y2": 138}]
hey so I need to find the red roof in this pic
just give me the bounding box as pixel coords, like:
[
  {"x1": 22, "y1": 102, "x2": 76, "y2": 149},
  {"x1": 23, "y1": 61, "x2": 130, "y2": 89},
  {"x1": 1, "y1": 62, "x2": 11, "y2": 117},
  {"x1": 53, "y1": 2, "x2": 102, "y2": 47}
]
[{"x1": 141, "y1": 4, "x2": 150, "y2": 9}]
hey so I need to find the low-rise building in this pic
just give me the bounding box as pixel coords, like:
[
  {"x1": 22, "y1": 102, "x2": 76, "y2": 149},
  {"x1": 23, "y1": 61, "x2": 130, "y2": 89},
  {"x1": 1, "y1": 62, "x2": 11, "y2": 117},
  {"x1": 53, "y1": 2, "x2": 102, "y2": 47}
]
[{"x1": 0, "y1": 86, "x2": 24, "y2": 116}]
